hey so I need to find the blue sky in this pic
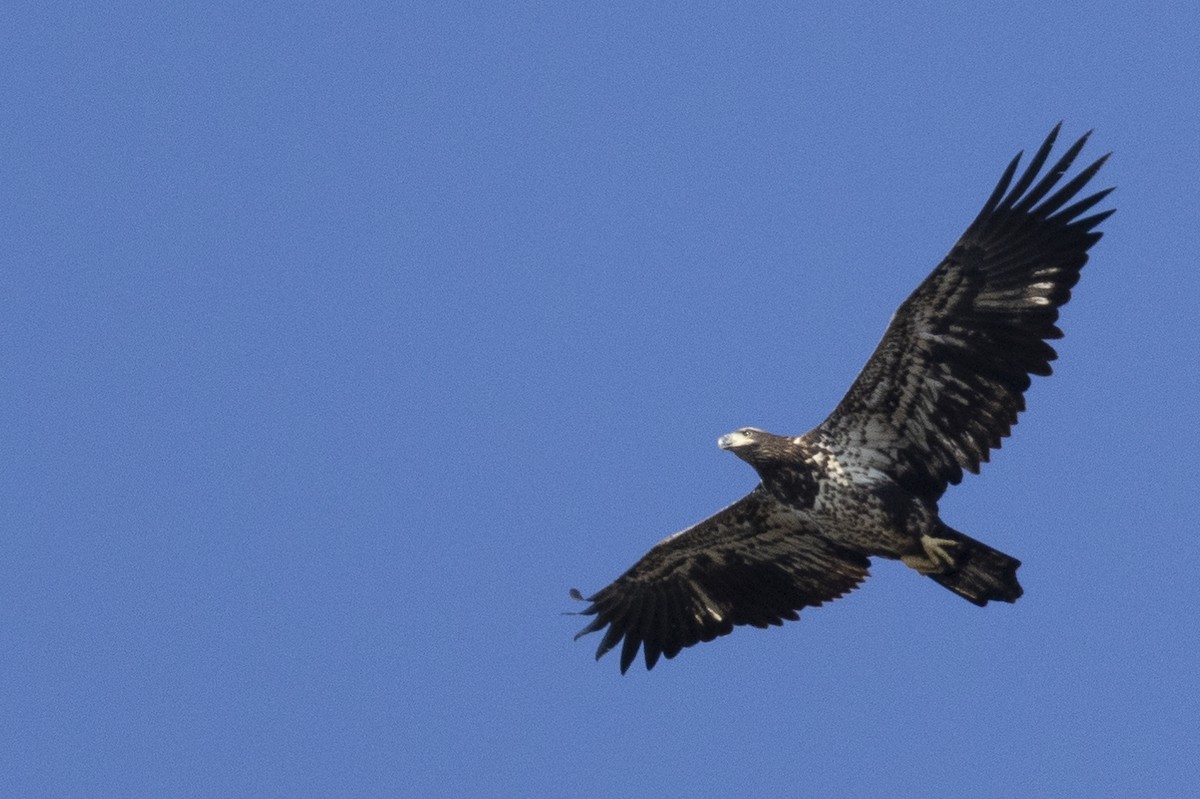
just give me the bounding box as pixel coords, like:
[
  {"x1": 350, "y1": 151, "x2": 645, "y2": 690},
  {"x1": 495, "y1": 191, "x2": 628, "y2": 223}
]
[{"x1": 4, "y1": 2, "x2": 1199, "y2": 797}]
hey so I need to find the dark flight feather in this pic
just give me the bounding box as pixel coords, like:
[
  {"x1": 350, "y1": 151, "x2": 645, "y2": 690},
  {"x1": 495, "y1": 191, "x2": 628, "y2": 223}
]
[
  {"x1": 574, "y1": 488, "x2": 869, "y2": 673},
  {"x1": 817, "y1": 124, "x2": 1113, "y2": 497}
]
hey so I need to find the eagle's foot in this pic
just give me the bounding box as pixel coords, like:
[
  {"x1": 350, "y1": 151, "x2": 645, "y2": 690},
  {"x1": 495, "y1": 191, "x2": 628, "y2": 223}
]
[{"x1": 901, "y1": 535, "x2": 960, "y2": 575}]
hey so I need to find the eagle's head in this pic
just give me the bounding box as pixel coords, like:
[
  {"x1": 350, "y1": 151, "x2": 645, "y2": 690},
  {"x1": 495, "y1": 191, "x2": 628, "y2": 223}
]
[
  {"x1": 718, "y1": 427, "x2": 796, "y2": 470},
  {"x1": 717, "y1": 427, "x2": 766, "y2": 452}
]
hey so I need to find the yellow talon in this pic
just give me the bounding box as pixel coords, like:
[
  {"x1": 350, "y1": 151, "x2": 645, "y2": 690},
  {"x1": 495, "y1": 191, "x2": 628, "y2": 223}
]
[{"x1": 901, "y1": 535, "x2": 960, "y2": 574}]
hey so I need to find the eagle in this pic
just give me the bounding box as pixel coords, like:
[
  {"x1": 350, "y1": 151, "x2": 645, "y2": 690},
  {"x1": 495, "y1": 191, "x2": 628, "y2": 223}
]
[{"x1": 573, "y1": 124, "x2": 1113, "y2": 673}]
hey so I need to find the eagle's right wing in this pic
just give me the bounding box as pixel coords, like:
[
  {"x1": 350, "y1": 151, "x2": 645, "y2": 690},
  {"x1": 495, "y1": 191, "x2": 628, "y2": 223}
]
[{"x1": 573, "y1": 487, "x2": 870, "y2": 673}]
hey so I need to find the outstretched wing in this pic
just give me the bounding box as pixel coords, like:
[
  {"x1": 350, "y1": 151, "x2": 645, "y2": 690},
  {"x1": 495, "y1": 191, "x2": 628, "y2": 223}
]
[
  {"x1": 574, "y1": 488, "x2": 870, "y2": 673},
  {"x1": 817, "y1": 124, "x2": 1114, "y2": 499}
]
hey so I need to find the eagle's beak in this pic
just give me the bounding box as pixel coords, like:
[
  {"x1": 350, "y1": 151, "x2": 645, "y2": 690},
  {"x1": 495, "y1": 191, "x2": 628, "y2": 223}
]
[{"x1": 718, "y1": 431, "x2": 750, "y2": 450}]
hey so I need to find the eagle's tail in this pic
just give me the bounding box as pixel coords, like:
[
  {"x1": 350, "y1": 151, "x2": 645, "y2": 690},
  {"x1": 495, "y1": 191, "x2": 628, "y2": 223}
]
[{"x1": 924, "y1": 522, "x2": 1023, "y2": 606}]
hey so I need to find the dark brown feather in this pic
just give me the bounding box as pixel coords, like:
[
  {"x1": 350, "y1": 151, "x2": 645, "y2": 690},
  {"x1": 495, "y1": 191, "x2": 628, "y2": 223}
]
[
  {"x1": 574, "y1": 488, "x2": 870, "y2": 673},
  {"x1": 816, "y1": 125, "x2": 1113, "y2": 498}
]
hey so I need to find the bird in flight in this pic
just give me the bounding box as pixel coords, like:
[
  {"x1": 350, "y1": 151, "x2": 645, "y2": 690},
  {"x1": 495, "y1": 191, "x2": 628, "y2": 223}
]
[{"x1": 573, "y1": 124, "x2": 1113, "y2": 673}]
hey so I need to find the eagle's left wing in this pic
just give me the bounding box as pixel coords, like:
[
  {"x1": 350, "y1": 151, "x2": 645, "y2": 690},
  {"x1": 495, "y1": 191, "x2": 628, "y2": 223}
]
[
  {"x1": 573, "y1": 487, "x2": 870, "y2": 673},
  {"x1": 815, "y1": 125, "x2": 1113, "y2": 499}
]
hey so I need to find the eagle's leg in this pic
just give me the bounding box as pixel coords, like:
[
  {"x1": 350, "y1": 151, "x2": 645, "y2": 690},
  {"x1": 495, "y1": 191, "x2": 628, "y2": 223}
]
[{"x1": 900, "y1": 535, "x2": 960, "y2": 574}]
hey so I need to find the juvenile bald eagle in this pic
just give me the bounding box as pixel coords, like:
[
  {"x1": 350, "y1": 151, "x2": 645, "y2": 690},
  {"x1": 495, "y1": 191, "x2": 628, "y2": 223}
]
[{"x1": 573, "y1": 124, "x2": 1113, "y2": 673}]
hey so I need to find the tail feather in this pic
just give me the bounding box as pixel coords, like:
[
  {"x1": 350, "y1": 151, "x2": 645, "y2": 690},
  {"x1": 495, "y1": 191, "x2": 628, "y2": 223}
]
[{"x1": 928, "y1": 524, "x2": 1023, "y2": 606}]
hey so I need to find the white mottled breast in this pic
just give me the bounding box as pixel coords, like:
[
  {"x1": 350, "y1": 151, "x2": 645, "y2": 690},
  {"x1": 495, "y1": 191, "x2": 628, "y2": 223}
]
[
  {"x1": 804, "y1": 443, "x2": 914, "y2": 555},
  {"x1": 807, "y1": 445, "x2": 890, "y2": 489}
]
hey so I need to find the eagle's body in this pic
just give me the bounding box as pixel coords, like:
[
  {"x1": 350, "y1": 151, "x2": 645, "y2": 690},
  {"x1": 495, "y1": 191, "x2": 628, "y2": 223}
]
[
  {"x1": 574, "y1": 125, "x2": 1113, "y2": 673},
  {"x1": 750, "y1": 432, "x2": 930, "y2": 562}
]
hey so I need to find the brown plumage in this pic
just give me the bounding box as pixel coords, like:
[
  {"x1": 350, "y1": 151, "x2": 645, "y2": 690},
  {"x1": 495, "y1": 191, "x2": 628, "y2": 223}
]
[{"x1": 574, "y1": 125, "x2": 1113, "y2": 673}]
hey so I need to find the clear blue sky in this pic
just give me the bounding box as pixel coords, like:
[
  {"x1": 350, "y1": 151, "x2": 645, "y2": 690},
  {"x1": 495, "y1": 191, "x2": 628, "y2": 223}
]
[{"x1": 4, "y1": 3, "x2": 1198, "y2": 797}]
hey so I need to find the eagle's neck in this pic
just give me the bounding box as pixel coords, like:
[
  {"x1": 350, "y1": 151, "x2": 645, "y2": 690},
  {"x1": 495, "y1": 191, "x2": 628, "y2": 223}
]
[{"x1": 742, "y1": 436, "x2": 822, "y2": 510}]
